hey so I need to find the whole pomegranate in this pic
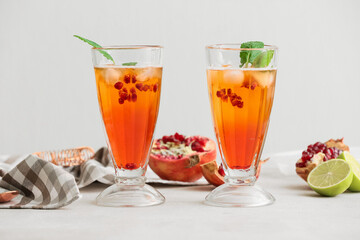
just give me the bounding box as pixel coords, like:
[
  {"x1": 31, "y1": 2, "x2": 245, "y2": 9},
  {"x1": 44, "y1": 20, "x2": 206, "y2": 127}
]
[{"x1": 149, "y1": 133, "x2": 216, "y2": 182}]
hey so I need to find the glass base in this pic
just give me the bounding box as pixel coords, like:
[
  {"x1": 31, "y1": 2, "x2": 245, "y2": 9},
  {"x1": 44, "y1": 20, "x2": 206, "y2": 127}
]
[
  {"x1": 96, "y1": 177, "x2": 165, "y2": 207},
  {"x1": 205, "y1": 183, "x2": 275, "y2": 207}
]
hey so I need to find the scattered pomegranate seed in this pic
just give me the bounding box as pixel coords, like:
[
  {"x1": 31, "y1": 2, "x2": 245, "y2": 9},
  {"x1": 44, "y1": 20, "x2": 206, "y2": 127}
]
[
  {"x1": 131, "y1": 93, "x2": 137, "y2": 102},
  {"x1": 114, "y1": 82, "x2": 123, "y2": 90},
  {"x1": 130, "y1": 87, "x2": 136, "y2": 94},
  {"x1": 124, "y1": 75, "x2": 131, "y2": 84},
  {"x1": 142, "y1": 85, "x2": 150, "y2": 91},
  {"x1": 136, "y1": 83, "x2": 143, "y2": 91},
  {"x1": 118, "y1": 98, "x2": 125, "y2": 104},
  {"x1": 131, "y1": 75, "x2": 137, "y2": 83},
  {"x1": 227, "y1": 88, "x2": 232, "y2": 95},
  {"x1": 251, "y1": 82, "x2": 257, "y2": 90},
  {"x1": 153, "y1": 84, "x2": 158, "y2": 92},
  {"x1": 125, "y1": 163, "x2": 137, "y2": 170},
  {"x1": 122, "y1": 87, "x2": 128, "y2": 93},
  {"x1": 119, "y1": 92, "x2": 128, "y2": 100},
  {"x1": 237, "y1": 101, "x2": 244, "y2": 108}
]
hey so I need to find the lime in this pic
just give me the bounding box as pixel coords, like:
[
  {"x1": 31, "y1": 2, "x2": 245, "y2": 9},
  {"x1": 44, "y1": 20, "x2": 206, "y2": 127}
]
[
  {"x1": 338, "y1": 151, "x2": 360, "y2": 192},
  {"x1": 307, "y1": 159, "x2": 353, "y2": 197}
]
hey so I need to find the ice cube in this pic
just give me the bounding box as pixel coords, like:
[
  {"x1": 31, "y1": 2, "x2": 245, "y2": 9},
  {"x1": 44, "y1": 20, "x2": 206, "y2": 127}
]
[
  {"x1": 104, "y1": 68, "x2": 121, "y2": 84},
  {"x1": 252, "y1": 70, "x2": 275, "y2": 88},
  {"x1": 223, "y1": 69, "x2": 245, "y2": 85},
  {"x1": 136, "y1": 67, "x2": 161, "y2": 82}
]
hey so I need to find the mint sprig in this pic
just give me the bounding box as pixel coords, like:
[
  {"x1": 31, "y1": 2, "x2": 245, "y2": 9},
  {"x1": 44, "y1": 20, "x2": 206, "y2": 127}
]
[
  {"x1": 74, "y1": 35, "x2": 115, "y2": 64},
  {"x1": 240, "y1": 41, "x2": 273, "y2": 68},
  {"x1": 122, "y1": 62, "x2": 137, "y2": 66}
]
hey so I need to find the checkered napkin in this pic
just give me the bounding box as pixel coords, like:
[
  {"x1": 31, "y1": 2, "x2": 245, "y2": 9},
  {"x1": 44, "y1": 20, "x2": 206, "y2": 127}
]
[
  {"x1": 0, "y1": 147, "x2": 208, "y2": 209},
  {"x1": 0, "y1": 155, "x2": 79, "y2": 209}
]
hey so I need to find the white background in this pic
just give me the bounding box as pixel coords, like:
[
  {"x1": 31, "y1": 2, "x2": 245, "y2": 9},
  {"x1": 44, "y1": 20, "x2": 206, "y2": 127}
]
[{"x1": 0, "y1": 0, "x2": 359, "y2": 156}]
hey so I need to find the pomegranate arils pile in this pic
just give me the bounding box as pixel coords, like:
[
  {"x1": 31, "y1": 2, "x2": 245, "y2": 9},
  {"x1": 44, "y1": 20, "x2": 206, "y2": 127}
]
[
  {"x1": 152, "y1": 133, "x2": 209, "y2": 160},
  {"x1": 296, "y1": 141, "x2": 343, "y2": 168},
  {"x1": 216, "y1": 88, "x2": 244, "y2": 109},
  {"x1": 113, "y1": 73, "x2": 159, "y2": 105}
]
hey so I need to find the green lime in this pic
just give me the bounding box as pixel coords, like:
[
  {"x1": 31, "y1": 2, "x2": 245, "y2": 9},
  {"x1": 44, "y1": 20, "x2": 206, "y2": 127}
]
[
  {"x1": 338, "y1": 151, "x2": 360, "y2": 192},
  {"x1": 307, "y1": 159, "x2": 353, "y2": 197}
]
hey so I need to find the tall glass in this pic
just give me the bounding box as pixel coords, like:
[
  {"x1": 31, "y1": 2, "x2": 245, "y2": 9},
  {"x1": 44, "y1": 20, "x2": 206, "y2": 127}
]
[
  {"x1": 92, "y1": 45, "x2": 165, "y2": 207},
  {"x1": 205, "y1": 44, "x2": 278, "y2": 207}
]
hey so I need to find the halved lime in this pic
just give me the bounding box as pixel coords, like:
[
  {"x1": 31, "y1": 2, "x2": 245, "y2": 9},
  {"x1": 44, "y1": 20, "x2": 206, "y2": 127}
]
[
  {"x1": 338, "y1": 151, "x2": 360, "y2": 192},
  {"x1": 307, "y1": 159, "x2": 353, "y2": 197}
]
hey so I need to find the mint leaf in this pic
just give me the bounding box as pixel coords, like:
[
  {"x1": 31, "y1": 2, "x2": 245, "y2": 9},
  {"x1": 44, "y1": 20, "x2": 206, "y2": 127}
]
[
  {"x1": 240, "y1": 41, "x2": 264, "y2": 67},
  {"x1": 252, "y1": 50, "x2": 274, "y2": 68},
  {"x1": 74, "y1": 35, "x2": 115, "y2": 64},
  {"x1": 122, "y1": 62, "x2": 137, "y2": 66}
]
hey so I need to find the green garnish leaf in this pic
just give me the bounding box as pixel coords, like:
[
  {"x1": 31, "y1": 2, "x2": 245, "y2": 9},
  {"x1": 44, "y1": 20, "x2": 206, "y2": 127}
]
[
  {"x1": 252, "y1": 50, "x2": 274, "y2": 68},
  {"x1": 122, "y1": 62, "x2": 137, "y2": 66},
  {"x1": 240, "y1": 41, "x2": 264, "y2": 67},
  {"x1": 73, "y1": 35, "x2": 115, "y2": 64}
]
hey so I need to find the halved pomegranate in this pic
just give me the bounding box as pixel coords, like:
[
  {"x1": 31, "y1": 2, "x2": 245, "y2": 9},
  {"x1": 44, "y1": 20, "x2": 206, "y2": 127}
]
[
  {"x1": 149, "y1": 133, "x2": 216, "y2": 182},
  {"x1": 201, "y1": 159, "x2": 269, "y2": 187},
  {"x1": 295, "y1": 138, "x2": 349, "y2": 181}
]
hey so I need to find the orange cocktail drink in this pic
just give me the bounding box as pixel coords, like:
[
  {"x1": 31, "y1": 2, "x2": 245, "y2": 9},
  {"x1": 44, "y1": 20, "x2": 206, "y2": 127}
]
[
  {"x1": 95, "y1": 67, "x2": 162, "y2": 170},
  {"x1": 92, "y1": 45, "x2": 165, "y2": 207},
  {"x1": 205, "y1": 43, "x2": 278, "y2": 207},
  {"x1": 207, "y1": 69, "x2": 276, "y2": 170}
]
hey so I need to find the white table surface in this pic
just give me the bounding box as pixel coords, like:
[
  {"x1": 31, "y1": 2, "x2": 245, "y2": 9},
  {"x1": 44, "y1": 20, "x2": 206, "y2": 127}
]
[{"x1": 1, "y1": 150, "x2": 360, "y2": 240}]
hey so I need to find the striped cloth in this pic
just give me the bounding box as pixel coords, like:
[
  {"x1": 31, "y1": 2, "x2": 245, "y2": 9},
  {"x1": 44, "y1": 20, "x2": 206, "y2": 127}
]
[{"x1": 0, "y1": 147, "x2": 207, "y2": 209}]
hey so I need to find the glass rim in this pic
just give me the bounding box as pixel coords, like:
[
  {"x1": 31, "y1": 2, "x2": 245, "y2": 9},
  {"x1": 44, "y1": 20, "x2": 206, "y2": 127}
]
[
  {"x1": 206, "y1": 44, "x2": 278, "y2": 51},
  {"x1": 92, "y1": 45, "x2": 163, "y2": 50}
]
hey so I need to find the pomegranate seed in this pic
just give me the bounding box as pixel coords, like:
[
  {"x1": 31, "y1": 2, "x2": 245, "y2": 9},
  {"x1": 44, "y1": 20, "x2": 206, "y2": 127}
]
[
  {"x1": 191, "y1": 141, "x2": 204, "y2": 152},
  {"x1": 177, "y1": 154, "x2": 183, "y2": 159},
  {"x1": 131, "y1": 93, "x2": 137, "y2": 102},
  {"x1": 231, "y1": 99, "x2": 238, "y2": 106},
  {"x1": 153, "y1": 84, "x2": 158, "y2": 92},
  {"x1": 296, "y1": 162, "x2": 306, "y2": 168},
  {"x1": 125, "y1": 163, "x2": 137, "y2": 170},
  {"x1": 251, "y1": 82, "x2": 257, "y2": 90},
  {"x1": 122, "y1": 87, "x2": 128, "y2": 93},
  {"x1": 216, "y1": 91, "x2": 223, "y2": 98},
  {"x1": 119, "y1": 92, "x2": 128, "y2": 100},
  {"x1": 135, "y1": 83, "x2": 143, "y2": 91},
  {"x1": 143, "y1": 85, "x2": 150, "y2": 91},
  {"x1": 227, "y1": 88, "x2": 232, "y2": 95},
  {"x1": 221, "y1": 95, "x2": 228, "y2": 102},
  {"x1": 114, "y1": 82, "x2": 123, "y2": 90},
  {"x1": 160, "y1": 146, "x2": 169, "y2": 150},
  {"x1": 124, "y1": 75, "x2": 131, "y2": 84},
  {"x1": 130, "y1": 87, "x2": 136, "y2": 94},
  {"x1": 174, "y1": 132, "x2": 185, "y2": 142},
  {"x1": 237, "y1": 101, "x2": 244, "y2": 108},
  {"x1": 118, "y1": 98, "x2": 124, "y2": 104},
  {"x1": 162, "y1": 136, "x2": 172, "y2": 144},
  {"x1": 218, "y1": 164, "x2": 226, "y2": 177},
  {"x1": 131, "y1": 75, "x2": 137, "y2": 83}
]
